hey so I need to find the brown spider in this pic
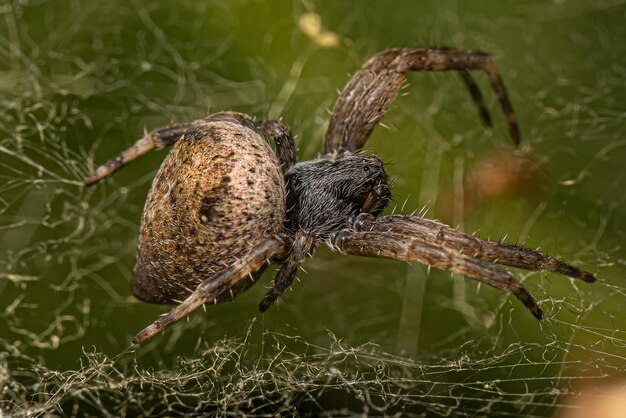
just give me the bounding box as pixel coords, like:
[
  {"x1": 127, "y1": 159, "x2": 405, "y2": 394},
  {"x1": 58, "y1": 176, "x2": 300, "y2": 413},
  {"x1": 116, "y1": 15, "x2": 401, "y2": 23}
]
[{"x1": 85, "y1": 48, "x2": 595, "y2": 344}]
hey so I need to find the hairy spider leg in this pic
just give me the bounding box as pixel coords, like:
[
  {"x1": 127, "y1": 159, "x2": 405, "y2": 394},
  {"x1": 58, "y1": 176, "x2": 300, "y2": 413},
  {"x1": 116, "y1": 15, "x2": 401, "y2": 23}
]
[
  {"x1": 353, "y1": 214, "x2": 596, "y2": 283},
  {"x1": 133, "y1": 237, "x2": 286, "y2": 344},
  {"x1": 323, "y1": 48, "x2": 520, "y2": 155},
  {"x1": 84, "y1": 123, "x2": 189, "y2": 185},
  {"x1": 259, "y1": 231, "x2": 316, "y2": 312},
  {"x1": 259, "y1": 120, "x2": 297, "y2": 173},
  {"x1": 85, "y1": 114, "x2": 297, "y2": 185},
  {"x1": 330, "y1": 228, "x2": 544, "y2": 320},
  {"x1": 458, "y1": 70, "x2": 492, "y2": 129}
]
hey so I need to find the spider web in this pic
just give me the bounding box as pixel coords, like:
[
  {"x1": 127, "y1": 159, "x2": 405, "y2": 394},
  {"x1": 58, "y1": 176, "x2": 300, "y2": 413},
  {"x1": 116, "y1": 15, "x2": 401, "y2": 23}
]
[{"x1": 1, "y1": 0, "x2": 625, "y2": 416}]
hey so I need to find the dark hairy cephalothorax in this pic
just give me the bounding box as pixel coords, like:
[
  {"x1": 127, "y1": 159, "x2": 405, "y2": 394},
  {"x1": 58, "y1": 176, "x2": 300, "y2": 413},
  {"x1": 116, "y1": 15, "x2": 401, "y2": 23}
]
[{"x1": 85, "y1": 48, "x2": 595, "y2": 344}]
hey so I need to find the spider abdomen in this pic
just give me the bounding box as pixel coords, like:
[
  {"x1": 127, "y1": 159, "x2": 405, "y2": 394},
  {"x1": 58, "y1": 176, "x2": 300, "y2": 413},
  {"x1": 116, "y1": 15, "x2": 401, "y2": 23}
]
[{"x1": 131, "y1": 112, "x2": 285, "y2": 304}]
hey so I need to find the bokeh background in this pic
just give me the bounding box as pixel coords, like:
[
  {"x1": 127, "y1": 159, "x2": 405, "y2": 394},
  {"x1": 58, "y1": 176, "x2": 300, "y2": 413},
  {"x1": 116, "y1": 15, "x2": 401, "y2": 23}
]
[{"x1": 1, "y1": 0, "x2": 625, "y2": 416}]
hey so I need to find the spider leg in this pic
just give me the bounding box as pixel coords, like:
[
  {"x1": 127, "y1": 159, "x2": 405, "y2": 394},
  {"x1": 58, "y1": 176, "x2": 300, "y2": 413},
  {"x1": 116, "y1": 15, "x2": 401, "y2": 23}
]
[
  {"x1": 132, "y1": 237, "x2": 286, "y2": 344},
  {"x1": 329, "y1": 228, "x2": 543, "y2": 319},
  {"x1": 323, "y1": 48, "x2": 520, "y2": 154},
  {"x1": 353, "y1": 214, "x2": 595, "y2": 283},
  {"x1": 458, "y1": 70, "x2": 493, "y2": 129},
  {"x1": 258, "y1": 119, "x2": 297, "y2": 173},
  {"x1": 84, "y1": 123, "x2": 190, "y2": 186},
  {"x1": 85, "y1": 114, "x2": 297, "y2": 185},
  {"x1": 259, "y1": 231, "x2": 316, "y2": 312},
  {"x1": 258, "y1": 262, "x2": 298, "y2": 312}
]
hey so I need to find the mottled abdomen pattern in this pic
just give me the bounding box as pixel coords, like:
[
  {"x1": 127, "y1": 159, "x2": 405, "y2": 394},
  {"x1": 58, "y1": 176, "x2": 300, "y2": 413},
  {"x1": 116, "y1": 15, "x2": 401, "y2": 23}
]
[{"x1": 131, "y1": 113, "x2": 285, "y2": 304}]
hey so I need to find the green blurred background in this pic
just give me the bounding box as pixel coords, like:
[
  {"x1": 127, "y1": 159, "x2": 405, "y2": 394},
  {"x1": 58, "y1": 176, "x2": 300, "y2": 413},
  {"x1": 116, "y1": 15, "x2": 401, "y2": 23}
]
[{"x1": 1, "y1": 0, "x2": 624, "y2": 416}]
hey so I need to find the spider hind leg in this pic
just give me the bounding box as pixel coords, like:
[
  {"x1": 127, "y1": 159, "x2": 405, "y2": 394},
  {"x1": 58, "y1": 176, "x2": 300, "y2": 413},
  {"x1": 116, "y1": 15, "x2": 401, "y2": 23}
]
[
  {"x1": 85, "y1": 116, "x2": 297, "y2": 185},
  {"x1": 258, "y1": 119, "x2": 297, "y2": 173},
  {"x1": 84, "y1": 123, "x2": 191, "y2": 186},
  {"x1": 133, "y1": 237, "x2": 286, "y2": 344}
]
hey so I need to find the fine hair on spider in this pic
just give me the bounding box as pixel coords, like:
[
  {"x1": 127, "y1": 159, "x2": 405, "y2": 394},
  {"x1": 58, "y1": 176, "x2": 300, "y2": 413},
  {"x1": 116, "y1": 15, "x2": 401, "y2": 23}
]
[{"x1": 85, "y1": 48, "x2": 595, "y2": 344}]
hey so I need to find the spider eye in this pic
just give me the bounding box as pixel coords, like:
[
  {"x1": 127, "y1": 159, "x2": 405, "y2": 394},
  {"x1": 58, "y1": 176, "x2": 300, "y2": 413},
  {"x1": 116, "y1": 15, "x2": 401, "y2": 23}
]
[{"x1": 363, "y1": 166, "x2": 370, "y2": 173}]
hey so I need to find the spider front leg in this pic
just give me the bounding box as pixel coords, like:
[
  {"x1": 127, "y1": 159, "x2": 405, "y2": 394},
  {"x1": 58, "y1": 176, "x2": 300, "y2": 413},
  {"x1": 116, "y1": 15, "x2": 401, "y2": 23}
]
[
  {"x1": 458, "y1": 70, "x2": 493, "y2": 129},
  {"x1": 329, "y1": 225, "x2": 544, "y2": 319},
  {"x1": 354, "y1": 214, "x2": 596, "y2": 283},
  {"x1": 324, "y1": 48, "x2": 520, "y2": 155},
  {"x1": 133, "y1": 237, "x2": 286, "y2": 344}
]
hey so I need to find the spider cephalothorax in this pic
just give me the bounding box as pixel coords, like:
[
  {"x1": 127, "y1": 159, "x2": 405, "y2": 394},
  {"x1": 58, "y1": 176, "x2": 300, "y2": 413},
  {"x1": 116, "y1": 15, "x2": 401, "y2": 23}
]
[
  {"x1": 85, "y1": 48, "x2": 595, "y2": 344},
  {"x1": 284, "y1": 154, "x2": 391, "y2": 235}
]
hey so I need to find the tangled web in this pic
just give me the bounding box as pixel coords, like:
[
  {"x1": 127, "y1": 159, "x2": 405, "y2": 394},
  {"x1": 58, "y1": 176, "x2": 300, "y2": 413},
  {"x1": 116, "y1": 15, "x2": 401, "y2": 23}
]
[{"x1": 1, "y1": 0, "x2": 625, "y2": 416}]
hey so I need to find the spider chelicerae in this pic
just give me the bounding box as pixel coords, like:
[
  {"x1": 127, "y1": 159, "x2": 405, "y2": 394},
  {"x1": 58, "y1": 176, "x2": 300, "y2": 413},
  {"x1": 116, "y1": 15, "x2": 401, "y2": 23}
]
[{"x1": 85, "y1": 48, "x2": 595, "y2": 344}]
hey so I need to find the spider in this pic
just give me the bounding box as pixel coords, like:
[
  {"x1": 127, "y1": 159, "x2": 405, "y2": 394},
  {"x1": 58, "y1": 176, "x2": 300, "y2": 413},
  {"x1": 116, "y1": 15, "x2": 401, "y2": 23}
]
[{"x1": 85, "y1": 48, "x2": 595, "y2": 344}]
